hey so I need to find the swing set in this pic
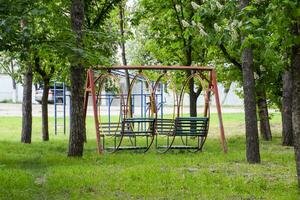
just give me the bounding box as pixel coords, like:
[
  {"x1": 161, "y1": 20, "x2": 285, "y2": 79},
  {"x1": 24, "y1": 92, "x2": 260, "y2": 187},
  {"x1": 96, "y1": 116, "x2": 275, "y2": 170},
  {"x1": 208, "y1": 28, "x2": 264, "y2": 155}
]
[{"x1": 83, "y1": 66, "x2": 227, "y2": 154}]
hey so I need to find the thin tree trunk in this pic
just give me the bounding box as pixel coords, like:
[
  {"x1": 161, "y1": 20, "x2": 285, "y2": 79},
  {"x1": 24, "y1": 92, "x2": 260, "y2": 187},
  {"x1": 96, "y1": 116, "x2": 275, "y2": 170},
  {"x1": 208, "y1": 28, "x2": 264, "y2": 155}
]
[
  {"x1": 68, "y1": 0, "x2": 85, "y2": 157},
  {"x1": 42, "y1": 78, "x2": 50, "y2": 141},
  {"x1": 185, "y1": 43, "x2": 197, "y2": 117},
  {"x1": 118, "y1": 1, "x2": 129, "y2": 87},
  {"x1": 240, "y1": 0, "x2": 260, "y2": 163},
  {"x1": 188, "y1": 70, "x2": 197, "y2": 117},
  {"x1": 291, "y1": 20, "x2": 300, "y2": 187},
  {"x1": 34, "y1": 53, "x2": 55, "y2": 142},
  {"x1": 10, "y1": 59, "x2": 17, "y2": 103},
  {"x1": 282, "y1": 69, "x2": 293, "y2": 146},
  {"x1": 118, "y1": 1, "x2": 131, "y2": 117},
  {"x1": 20, "y1": 18, "x2": 32, "y2": 144},
  {"x1": 34, "y1": 54, "x2": 51, "y2": 141},
  {"x1": 21, "y1": 64, "x2": 32, "y2": 143},
  {"x1": 257, "y1": 85, "x2": 272, "y2": 141}
]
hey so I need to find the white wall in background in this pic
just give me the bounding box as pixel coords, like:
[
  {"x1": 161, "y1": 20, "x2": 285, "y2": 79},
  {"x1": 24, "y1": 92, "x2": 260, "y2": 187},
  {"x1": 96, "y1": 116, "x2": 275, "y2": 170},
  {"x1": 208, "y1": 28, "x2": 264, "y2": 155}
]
[
  {"x1": 0, "y1": 74, "x2": 36, "y2": 103},
  {"x1": 0, "y1": 73, "x2": 243, "y2": 106},
  {"x1": 161, "y1": 82, "x2": 243, "y2": 106}
]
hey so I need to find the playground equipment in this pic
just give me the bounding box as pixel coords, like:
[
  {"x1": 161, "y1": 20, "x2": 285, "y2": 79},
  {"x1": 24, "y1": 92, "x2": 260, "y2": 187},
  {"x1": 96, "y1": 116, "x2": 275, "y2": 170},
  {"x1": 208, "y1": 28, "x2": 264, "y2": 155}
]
[
  {"x1": 84, "y1": 66, "x2": 227, "y2": 154},
  {"x1": 154, "y1": 72, "x2": 211, "y2": 153},
  {"x1": 85, "y1": 70, "x2": 164, "y2": 153},
  {"x1": 53, "y1": 82, "x2": 67, "y2": 135}
]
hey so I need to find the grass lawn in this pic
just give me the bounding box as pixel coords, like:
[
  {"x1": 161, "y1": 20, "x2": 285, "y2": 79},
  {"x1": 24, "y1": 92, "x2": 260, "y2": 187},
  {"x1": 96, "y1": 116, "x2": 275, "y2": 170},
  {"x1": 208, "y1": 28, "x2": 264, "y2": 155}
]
[{"x1": 0, "y1": 113, "x2": 298, "y2": 199}]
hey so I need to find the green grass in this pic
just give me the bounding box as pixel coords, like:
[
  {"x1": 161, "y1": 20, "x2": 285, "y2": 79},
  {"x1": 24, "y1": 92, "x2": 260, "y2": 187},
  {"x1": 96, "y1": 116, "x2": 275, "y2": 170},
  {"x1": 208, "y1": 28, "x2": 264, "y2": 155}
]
[{"x1": 0, "y1": 113, "x2": 298, "y2": 199}]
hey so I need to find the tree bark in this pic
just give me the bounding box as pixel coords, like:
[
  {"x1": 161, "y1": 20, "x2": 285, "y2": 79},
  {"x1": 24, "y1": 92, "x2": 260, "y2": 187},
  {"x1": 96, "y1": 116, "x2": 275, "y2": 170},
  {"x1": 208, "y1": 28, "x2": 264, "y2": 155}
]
[
  {"x1": 21, "y1": 63, "x2": 32, "y2": 143},
  {"x1": 242, "y1": 47, "x2": 261, "y2": 163},
  {"x1": 68, "y1": 0, "x2": 85, "y2": 157},
  {"x1": 41, "y1": 78, "x2": 50, "y2": 141},
  {"x1": 256, "y1": 85, "x2": 272, "y2": 141},
  {"x1": 69, "y1": 65, "x2": 85, "y2": 156},
  {"x1": 187, "y1": 70, "x2": 197, "y2": 117},
  {"x1": 291, "y1": 20, "x2": 300, "y2": 187},
  {"x1": 34, "y1": 54, "x2": 51, "y2": 142},
  {"x1": 282, "y1": 69, "x2": 293, "y2": 146},
  {"x1": 185, "y1": 42, "x2": 197, "y2": 117},
  {"x1": 240, "y1": 0, "x2": 260, "y2": 163},
  {"x1": 10, "y1": 59, "x2": 18, "y2": 103},
  {"x1": 119, "y1": 1, "x2": 129, "y2": 87}
]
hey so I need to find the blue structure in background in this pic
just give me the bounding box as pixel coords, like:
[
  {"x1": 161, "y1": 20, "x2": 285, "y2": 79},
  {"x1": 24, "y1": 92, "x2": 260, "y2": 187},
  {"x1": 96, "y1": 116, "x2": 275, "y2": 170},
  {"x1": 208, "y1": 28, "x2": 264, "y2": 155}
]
[
  {"x1": 54, "y1": 82, "x2": 67, "y2": 135},
  {"x1": 110, "y1": 70, "x2": 165, "y2": 118},
  {"x1": 53, "y1": 70, "x2": 165, "y2": 136}
]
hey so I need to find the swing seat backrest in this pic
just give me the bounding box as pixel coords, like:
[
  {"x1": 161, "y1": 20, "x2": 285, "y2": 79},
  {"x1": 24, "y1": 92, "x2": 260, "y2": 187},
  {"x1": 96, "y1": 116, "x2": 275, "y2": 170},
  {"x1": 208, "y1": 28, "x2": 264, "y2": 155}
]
[
  {"x1": 121, "y1": 118, "x2": 156, "y2": 136},
  {"x1": 174, "y1": 117, "x2": 209, "y2": 136},
  {"x1": 156, "y1": 118, "x2": 174, "y2": 135},
  {"x1": 100, "y1": 122, "x2": 121, "y2": 135}
]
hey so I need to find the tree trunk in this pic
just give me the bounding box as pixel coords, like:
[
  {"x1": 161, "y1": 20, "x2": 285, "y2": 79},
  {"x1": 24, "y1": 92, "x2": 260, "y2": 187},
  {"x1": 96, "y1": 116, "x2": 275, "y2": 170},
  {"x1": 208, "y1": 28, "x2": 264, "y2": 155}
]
[
  {"x1": 10, "y1": 59, "x2": 17, "y2": 103},
  {"x1": 240, "y1": 0, "x2": 260, "y2": 164},
  {"x1": 282, "y1": 69, "x2": 293, "y2": 146},
  {"x1": 291, "y1": 20, "x2": 300, "y2": 187},
  {"x1": 21, "y1": 64, "x2": 32, "y2": 143},
  {"x1": 187, "y1": 70, "x2": 197, "y2": 117},
  {"x1": 118, "y1": 1, "x2": 131, "y2": 116},
  {"x1": 42, "y1": 78, "x2": 50, "y2": 141},
  {"x1": 68, "y1": 0, "x2": 85, "y2": 157},
  {"x1": 119, "y1": 1, "x2": 129, "y2": 86},
  {"x1": 241, "y1": 47, "x2": 260, "y2": 163},
  {"x1": 256, "y1": 85, "x2": 272, "y2": 141},
  {"x1": 69, "y1": 65, "x2": 85, "y2": 156},
  {"x1": 185, "y1": 42, "x2": 197, "y2": 117}
]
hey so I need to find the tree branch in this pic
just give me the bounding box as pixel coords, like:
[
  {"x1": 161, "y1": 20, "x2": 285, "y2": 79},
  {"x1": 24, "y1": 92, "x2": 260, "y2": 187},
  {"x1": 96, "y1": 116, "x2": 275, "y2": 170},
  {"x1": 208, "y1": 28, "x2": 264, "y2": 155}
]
[
  {"x1": 92, "y1": 0, "x2": 121, "y2": 28},
  {"x1": 196, "y1": 86, "x2": 202, "y2": 98},
  {"x1": 171, "y1": 0, "x2": 187, "y2": 48},
  {"x1": 219, "y1": 43, "x2": 242, "y2": 70},
  {"x1": 34, "y1": 54, "x2": 47, "y2": 78}
]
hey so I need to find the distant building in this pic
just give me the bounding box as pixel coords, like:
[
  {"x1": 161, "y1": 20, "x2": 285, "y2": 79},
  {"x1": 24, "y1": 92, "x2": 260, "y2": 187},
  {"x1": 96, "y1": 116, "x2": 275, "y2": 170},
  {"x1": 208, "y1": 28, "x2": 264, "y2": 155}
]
[{"x1": 0, "y1": 73, "x2": 36, "y2": 103}]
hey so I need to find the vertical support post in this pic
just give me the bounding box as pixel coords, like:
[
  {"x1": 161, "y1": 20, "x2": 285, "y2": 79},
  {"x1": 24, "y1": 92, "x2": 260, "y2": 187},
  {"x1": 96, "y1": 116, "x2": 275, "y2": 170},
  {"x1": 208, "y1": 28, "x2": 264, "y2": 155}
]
[
  {"x1": 204, "y1": 72, "x2": 211, "y2": 117},
  {"x1": 63, "y1": 82, "x2": 66, "y2": 135},
  {"x1": 108, "y1": 94, "x2": 111, "y2": 134},
  {"x1": 141, "y1": 81, "x2": 143, "y2": 118},
  {"x1": 144, "y1": 94, "x2": 147, "y2": 118},
  {"x1": 160, "y1": 83, "x2": 163, "y2": 118},
  {"x1": 86, "y1": 69, "x2": 102, "y2": 153},
  {"x1": 69, "y1": 91, "x2": 71, "y2": 135},
  {"x1": 132, "y1": 95, "x2": 135, "y2": 116},
  {"x1": 54, "y1": 81, "x2": 57, "y2": 135},
  {"x1": 211, "y1": 70, "x2": 227, "y2": 153},
  {"x1": 83, "y1": 71, "x2": 90, "y2": 143},
  {"x1": 83, "y1": 72, "x2": 89, "y2": 121}
]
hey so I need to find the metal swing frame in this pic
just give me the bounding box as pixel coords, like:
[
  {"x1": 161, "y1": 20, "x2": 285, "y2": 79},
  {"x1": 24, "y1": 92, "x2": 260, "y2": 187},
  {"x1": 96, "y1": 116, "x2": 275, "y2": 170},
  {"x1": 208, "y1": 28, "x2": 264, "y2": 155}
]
[
  {"x1": 83, "y1": 66, "x2": 227, "y2": 154},
  {"x1": 155, "y1": 72, "x2": 211, "y2": 153}
]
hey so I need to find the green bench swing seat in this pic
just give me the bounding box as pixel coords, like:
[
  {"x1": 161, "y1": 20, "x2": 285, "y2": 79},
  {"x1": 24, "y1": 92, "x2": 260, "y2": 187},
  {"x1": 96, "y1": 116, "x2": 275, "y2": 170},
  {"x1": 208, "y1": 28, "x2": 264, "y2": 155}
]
[
  {"x1": 156, "y1": 117, "x2": 209, "y2": 152},
  {"x1": 100, "y1": 118, "x2": 156, "y2": 152}
]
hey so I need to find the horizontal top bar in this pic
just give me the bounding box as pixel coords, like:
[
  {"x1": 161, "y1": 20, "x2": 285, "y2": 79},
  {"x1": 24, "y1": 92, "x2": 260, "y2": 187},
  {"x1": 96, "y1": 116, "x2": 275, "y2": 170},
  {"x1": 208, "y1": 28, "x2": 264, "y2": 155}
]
[{"x1": 92, "y1": 65, "x2": 214, "y2": 71}]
